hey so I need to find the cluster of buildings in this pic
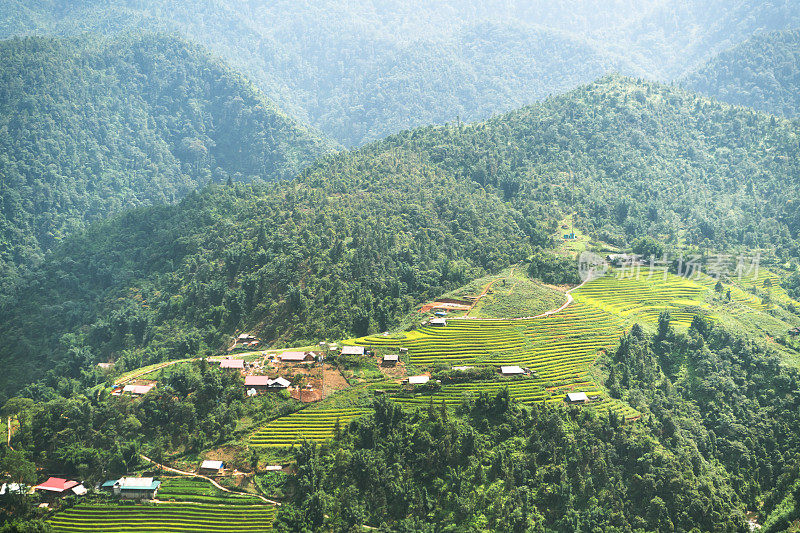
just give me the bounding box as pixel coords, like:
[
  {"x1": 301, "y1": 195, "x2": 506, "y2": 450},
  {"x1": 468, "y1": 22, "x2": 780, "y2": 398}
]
[
  {"x1": 232, "y1": 333, "x2": 260, "y2": 350},
  {"x1": 245, "y1": 375, "x2": 291, "y2": 395},
  {"x1": 21, "y1": 476, "x2": 162, "y2": 503}
]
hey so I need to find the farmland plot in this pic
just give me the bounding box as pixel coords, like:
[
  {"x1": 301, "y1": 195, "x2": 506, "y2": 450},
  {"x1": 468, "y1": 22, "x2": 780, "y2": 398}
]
[{"x1": 48, "y1": 502, "x2": 276, "y2": 532}]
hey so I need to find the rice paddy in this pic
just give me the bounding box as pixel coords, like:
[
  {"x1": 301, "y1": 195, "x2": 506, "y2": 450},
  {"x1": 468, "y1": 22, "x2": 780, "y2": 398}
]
[
  {"x1": 249, "y1": 408, "x2": 372, "y2": 447},
  {"x1": 48, "y1": 502, "x2": 276, "y2": 532}
]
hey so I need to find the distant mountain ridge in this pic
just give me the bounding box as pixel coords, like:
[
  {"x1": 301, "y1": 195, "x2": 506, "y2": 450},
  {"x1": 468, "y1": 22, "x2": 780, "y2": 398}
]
[
  {"x1": 4, "y1": 0, "x2": 800, "y2": 146},
  {"x1": 0, "y1": 33, "x2": 335, "y2": 280},
  {"x1": 684, "y1": 28, "x2": 800, "y2": 118}
]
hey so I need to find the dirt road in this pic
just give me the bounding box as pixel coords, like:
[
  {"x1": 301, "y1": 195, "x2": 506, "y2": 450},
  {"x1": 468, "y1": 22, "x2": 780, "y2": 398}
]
[{"x1": 139, "y1": 454, "x2": 280, "y2": 506}]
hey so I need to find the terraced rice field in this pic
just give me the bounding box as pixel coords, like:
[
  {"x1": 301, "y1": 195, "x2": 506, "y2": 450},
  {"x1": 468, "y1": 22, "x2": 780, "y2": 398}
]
[
  {"x1": 738, "y1": 269, "x2": 800, "y2": 309},
  {"x1": 157, "y1": 478, "x2": 263, "y2": 505},
  {"x1": 48, "y1": 502, "x2": 276, "y2": 532},
  {"x1": 249, "y1": 408, "x2": 372, "y2": 447},
  {"x1": 395, "y1": 378, "x2": 552, "y2": 407},
  {"x1": 691, "y1": 273, "x2": 766, "y2": 313},
  {"x1": 358, "y1": 302, "x2": 622, "y2": 382},
  {"x1": 572, "y1": 269, "x2": 712, "y2": 327},
  {"x1": 350, "y1": 269, "x2": 717, "y2": 422},
  {"x1": 395, "y1": 378, "x2": 639, "y2": 419}
]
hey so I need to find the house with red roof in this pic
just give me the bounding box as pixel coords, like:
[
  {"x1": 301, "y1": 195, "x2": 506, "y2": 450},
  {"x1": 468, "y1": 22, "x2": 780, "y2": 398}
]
[{"x1": 32, "y1": 477, "x2": 86, "y2": 500}]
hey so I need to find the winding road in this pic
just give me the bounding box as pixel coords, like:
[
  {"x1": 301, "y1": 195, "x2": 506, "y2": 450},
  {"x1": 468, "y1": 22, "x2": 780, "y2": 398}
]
[
  {"x1": 457, "y1": 268, "x2": 599, "y2": 321},
  {"x1": 139, "y1": 454, "x2": 280, "y2": 506}
]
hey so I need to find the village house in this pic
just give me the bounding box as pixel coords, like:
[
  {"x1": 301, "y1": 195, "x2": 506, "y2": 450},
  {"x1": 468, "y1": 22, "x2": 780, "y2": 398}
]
[
  {"x1": 199, "y1": 460, "x2": 224, "y2": 475},
  {"x1": 499, "y1": 365, "x2": 525, "y2": 376},
  {"x1": 340, "y1": 345, "x2": 365, "y2": 356},
  {"x1": 102, "y1": 477, "x2": 161, "y2": 500},
  {"x1": 32, "y1": 477, "x2": 86, "y2": 500},
  {"x1": 244, "y1": 375, "x2": 270, "y2": 391},
  {"x1": 97, "y1": 362, "x2": 114, "y2": 371},
  {"x1": 565, "y1": 392, "x2": 589, "y2": 404},
  {"x1": 244, "y1": 375, "x2": 291, "y2": 393},
  {"x1": 219, "y1": 359, "x2": 245, "y2": 369},
  {"x1": 277, "y1": 351, "x2": 315, "y2": 363},
  {"x1": 382, "y1": 354, "x2": 399, "y2": 366},
  {"x1": 429, "y1": 317, "x2": 447, "y2": 327},
  {"x1": 122, "y1": 384, "x2": 154, "y2": 396},
  {"x1": 405, "y1": 375, "x2": 430, "y2": 389}
]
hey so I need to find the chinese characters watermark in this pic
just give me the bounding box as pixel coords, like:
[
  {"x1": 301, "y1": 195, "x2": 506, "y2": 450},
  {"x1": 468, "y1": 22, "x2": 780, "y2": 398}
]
[{"x1": 577, "y1": 251, "x2": 760, "y2": 282}]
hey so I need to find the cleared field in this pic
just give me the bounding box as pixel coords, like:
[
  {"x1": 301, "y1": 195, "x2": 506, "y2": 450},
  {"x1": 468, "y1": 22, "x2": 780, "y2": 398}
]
[
  {"x1": 157, "y1": 478, "x2": 262, "y2": 505},
  {"x1": 249, "y1": 408, "x2": 372, "y2": 447},
  {"x1": 468, "y1": 271, "x2": 565, "y2": 319},
  {"x1": 48, "y1": 502, "x2": 276, "y2": 532}
]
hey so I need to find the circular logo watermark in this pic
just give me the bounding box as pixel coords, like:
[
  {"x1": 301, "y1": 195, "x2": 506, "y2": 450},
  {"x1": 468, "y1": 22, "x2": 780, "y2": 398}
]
[{"x1": 577, "y1": 251, "x2": 609, "y2": 282}]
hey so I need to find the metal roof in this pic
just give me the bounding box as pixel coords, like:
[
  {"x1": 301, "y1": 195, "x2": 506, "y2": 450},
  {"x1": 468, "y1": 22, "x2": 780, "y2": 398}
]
[
  {"x1": 407, "y1": 375, "x2": 430, "y2": 385},
  {"x1": 117, "y1": 477, "x2": 160, "y2": 491},
  {"x1": 270, "y1": 377, "x2": 291, "y2": 388},
  {"x1": 566, "y1": 392, "x2": 588, "y2": 402},
  {"x1": 244, "y1": 376, "x2": 271, "y2": 386},
  {"x1": 500, "y1": 365, "x2": 524, "y2": 375},
  {"x1": 201, "y1": 460, "x2": 223, "y2": 470},
  {"x1": 122, "y1": 384, "x2": 154, "y2": 395},
  {"x1": 340, "y1": 346, "x2": 365, "y2": 355},
  {"x1": 33, "y1": 478, "x2": 79, "y2": 492},
  {"x1": 278, "y1": 351, "x2": 309, "y2": 361}
]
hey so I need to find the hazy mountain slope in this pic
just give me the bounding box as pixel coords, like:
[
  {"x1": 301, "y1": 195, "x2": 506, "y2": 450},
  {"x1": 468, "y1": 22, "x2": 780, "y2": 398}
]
[
  {"x1": 5, "y1": 1, "x2": 799, "y2": 146},
  {"x1": 389, "y1": 75, "x2": 800, "y2": 253},
  {"x1": 683, "y1": 29, "x2": 800, "y2": 117},
  {"x1": 0, "y1": 34, "x2": 335, "y2": 279},
  {"x1": 0, "y1": 153, "x2": 536, "y2": 399},
  {"x1": 2, "y1": 75, "x2": 800, "y2": 400}
]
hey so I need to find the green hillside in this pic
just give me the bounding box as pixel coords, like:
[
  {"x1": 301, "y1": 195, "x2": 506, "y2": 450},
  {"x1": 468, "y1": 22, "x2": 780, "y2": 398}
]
[
  {"x1": 2, "y1": 75, "x2": 800, "y2": 401},
  {"x1": 684, "y1": 29, "x2": 800, "y2": 117},
  {"x1": 4, "y1": 1, "x2": 800, "y2": 146},
  {"x1": 0, "y1": 33, "x2": 334, "y2": 281},
  {"x1": 0, "y1": 156, "x2": 533, "y2": 398}
]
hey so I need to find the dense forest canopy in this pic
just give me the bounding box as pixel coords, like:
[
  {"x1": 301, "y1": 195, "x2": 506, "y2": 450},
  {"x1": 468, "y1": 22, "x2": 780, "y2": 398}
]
[
  {"x1": 0, "y1": 156, "x2": 535, "y2": 401},
  {"x1": 2, "y1": 75, "x2": 800, "y2": 401},
  {"x1": 3, "y1": 1, "x2": 799, "y2": 145},
  {"x1": 684, "y1": 28, "x2": 800, "y2": 118},
  {"x1": 0, "y1": 33, "x2": 334, "y2": 281}
]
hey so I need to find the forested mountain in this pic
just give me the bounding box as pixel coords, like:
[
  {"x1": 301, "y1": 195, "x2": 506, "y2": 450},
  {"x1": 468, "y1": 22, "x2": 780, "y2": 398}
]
[
  {"x1": 3, "y1": 1, "x2": 800, "y2": 146},
  {"x1": 2, "y1": 75, "x2": 800, "y2": 401},
  {"x1": 684, "y1": 29, "x2": 800, "y2": 118},
  {"x1": 0, "y1": 34, "x2": 334, "y2": 281}
]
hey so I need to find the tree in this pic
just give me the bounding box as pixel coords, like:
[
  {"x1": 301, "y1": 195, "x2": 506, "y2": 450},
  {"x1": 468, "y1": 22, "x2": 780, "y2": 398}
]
[{"x1": 0, "y1": 450, "x2": 37, "y2": 485}]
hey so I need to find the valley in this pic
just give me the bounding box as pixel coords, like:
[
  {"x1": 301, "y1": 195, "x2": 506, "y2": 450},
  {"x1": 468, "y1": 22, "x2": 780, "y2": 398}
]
[{"x1": 3, "y1": 4, "x2": 800, "y2": 531}]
